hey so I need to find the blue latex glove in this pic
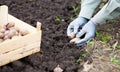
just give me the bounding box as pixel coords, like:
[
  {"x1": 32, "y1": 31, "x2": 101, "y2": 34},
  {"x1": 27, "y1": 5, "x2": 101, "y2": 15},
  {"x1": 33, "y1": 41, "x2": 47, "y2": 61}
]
[
  {"x1": 67, "y1": 17, "x2": 89, "y2": 37},
  {"x1": 75, "y1": 20, "x2": 97, "y2": 46}
]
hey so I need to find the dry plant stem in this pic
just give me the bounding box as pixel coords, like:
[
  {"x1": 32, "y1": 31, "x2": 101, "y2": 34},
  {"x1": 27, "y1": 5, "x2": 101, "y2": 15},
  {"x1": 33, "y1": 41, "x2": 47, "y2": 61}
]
[
  {"x1": 83, "y1": 60, "x2": 93, "y2": 72},
  {"x1": 112, "y1": 41, "x2": 118, "y2": 52}
]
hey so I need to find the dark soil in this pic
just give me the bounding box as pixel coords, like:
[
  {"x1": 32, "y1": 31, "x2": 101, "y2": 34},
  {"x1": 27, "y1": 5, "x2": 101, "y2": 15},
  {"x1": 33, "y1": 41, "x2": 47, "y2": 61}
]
[{"x1": 0, "y1": 0, "x2": 120, "y2": 72}]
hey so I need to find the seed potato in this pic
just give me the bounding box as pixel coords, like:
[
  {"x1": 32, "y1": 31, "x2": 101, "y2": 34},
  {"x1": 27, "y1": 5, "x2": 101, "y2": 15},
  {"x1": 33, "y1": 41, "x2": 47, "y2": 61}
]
[
  {"x1": 0, "y1": 32, "x2": 5, "y2": 38},
  {"x1": 5, "y1": 22, "x2": 15, "y2": 29},
  {"x1": 70, "y1": 37, "x2": 80, "y2": 43},
  {"x1": 69, "y1": 32, "x2": 75, "y2": 39},
  {"x1": 0, "y1": 28, "x2": 6, "y2": 33},
  {"x1": 20, "y1": 29, "x2": 29, "y2": 36}
]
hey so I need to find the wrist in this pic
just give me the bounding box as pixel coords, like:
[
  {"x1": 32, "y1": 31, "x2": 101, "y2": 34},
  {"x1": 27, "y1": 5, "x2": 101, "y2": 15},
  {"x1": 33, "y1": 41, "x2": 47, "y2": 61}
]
[
  {"x1": 78, "y1": 16, "x2": 89, "y2": 22},
  {"x1": 78, "y1": 16, "x2": 89, "y2": 26},
  {"x1": 91, "y1": 19, "x2": 99, "y2": 25}
]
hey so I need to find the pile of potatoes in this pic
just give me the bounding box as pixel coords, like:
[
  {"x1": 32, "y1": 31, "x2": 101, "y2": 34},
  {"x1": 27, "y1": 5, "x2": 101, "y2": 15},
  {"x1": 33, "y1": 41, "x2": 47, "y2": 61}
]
[{"x1": 0, "y1": 22, "x2": 29, "y2": 43}]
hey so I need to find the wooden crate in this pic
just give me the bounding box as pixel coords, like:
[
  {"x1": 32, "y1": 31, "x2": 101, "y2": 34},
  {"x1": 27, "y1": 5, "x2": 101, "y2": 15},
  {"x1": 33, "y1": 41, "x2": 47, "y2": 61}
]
[{"x1": 0, "y1": 5, "x2": 42, "y2": 66}]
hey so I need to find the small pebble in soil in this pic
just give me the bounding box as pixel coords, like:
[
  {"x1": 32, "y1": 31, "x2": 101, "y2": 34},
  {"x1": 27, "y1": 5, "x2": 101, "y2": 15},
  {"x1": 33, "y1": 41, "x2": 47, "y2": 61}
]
[{"x1": 54, "y1": 65, "x2": 63, "y2": 72}]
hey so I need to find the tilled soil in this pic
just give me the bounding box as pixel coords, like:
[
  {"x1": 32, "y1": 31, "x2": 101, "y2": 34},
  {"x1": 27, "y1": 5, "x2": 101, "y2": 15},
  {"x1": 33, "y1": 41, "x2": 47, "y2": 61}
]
[{"x1": 0, "y1": 0, "x2": 85, "y2": 72}]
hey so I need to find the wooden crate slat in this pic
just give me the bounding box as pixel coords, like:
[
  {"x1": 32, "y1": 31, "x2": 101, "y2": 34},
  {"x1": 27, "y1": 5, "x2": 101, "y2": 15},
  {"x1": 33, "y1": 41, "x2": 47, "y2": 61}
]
[
  {"x1": 0, "y1": 5, "x2": 8, "y2": 28},
  {"x1": 0, "y1": 31, "x2": 41, "y2": 53},
  {"x1": 0, "y1": 41, "x2": 40, "y2": 60},
  {"x1": 8, "y1": 14, "x2": 37, "y2": 33},
  {"x1": 0, "y1": 47, "x2": 40, "y2": 66}
]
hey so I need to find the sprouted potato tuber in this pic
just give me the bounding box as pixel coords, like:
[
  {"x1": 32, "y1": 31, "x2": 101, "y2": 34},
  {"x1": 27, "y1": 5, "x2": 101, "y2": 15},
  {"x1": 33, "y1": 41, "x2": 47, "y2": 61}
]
[
  {"x1": 20, "y1": 28, "x2": 29, "y2": 36},
  {"x1": 5, "y1": 22, "x2": 15, "y2": 29},
  {"x1": 0, "y1": 28, "x2": 6, "y2": 33},
  {"x1": 10, "y1": 27, "x2": 20, "y2": 36},
  {"x1": 4, "y1": 30, "x2": 9, "y2": 36},
  {"x1": 14, "y1": 26, "x2": 20, "y2": 33},
  {"x1": 7, "y1": 29, "x2": 17, "y2": 38}
]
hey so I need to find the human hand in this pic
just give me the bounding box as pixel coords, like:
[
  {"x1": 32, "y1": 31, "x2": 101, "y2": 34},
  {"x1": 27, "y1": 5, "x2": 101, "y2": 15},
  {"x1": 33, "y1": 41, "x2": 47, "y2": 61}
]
[
  {"x1": 75, "y1": 20, "x2": 97, "y2": 46},
  {"x1": 67, "y1": 17, "x2": 88, "y2": 38}
]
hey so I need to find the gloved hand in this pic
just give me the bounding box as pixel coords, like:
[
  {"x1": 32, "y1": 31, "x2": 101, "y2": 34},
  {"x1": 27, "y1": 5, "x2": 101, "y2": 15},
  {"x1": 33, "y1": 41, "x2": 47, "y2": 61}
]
[
  {"x1": 75, "y1": 20, "x2": 97, "y2": 46},
  {"x1": 102, "y1": 0, "x2": 108, "y2": 3},
  {"x1": 67, "y1": 17, "x2": 89, "y2": 37}
]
